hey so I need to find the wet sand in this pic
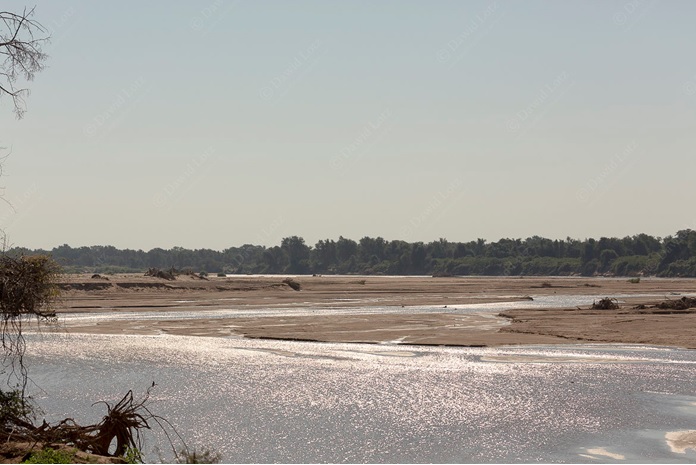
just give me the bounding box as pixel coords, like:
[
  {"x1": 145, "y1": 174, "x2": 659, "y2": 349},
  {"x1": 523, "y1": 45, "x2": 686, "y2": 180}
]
[{"x1": 49, "y1": 274, "x2": 696, "y2": 349}]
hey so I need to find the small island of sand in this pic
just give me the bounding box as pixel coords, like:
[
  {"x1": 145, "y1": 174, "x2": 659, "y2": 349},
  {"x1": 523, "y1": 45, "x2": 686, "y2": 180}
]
[{"x1": 44, "y1": 274, "x2": 696, "y2": 350}]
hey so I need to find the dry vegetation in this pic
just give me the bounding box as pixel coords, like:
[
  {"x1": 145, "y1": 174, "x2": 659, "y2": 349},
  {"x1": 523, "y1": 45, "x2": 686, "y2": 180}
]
[
  {"x1": 0, "y1": 385, "x2": 181, "y2": 462},
  {"x1": 591, "y1": 297, "x2": 619, "y2": 310},
  {"x1": 0, "y1": 257, "x2": 193, "y2": 463}
]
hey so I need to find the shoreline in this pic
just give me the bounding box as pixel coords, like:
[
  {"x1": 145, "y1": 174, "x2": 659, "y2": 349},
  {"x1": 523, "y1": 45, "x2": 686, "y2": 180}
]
[{"x1": 45, "y1": 274, "x2": 696, "y2": 349}]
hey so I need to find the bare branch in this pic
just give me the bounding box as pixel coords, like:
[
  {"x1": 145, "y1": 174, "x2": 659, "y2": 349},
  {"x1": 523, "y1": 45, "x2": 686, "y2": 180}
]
[{"x1": 0, "y1": 7, "x2": 49, "y2": 118}]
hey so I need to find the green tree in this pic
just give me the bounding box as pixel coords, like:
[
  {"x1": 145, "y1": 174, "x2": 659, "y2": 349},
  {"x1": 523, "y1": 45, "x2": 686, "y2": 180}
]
[
  {"x1": 312, "y1": 239, "x2": 337, "y2": 273},
  {"x1": 281, "y1": 236, "x2": 310, "y2": 274},
  {"x1": 581, "y1": 238, "x2": 596, "y2": 264},
  {"x1": 336, "y1": 236, "x2": 358, "y2": 272},
  {"x1": 261, "y1": 246, "x2": 285, "y2": 273},
  {"x1": 428, "y1": 238, "x2": 451, "y2": 259},
  {"x1": 410, "y1": 242, "x2": 427, "y2": 273},
  {"x1": 599, "y1": 249, "x2": 619, "y2": 272},
  {"x1": 358, "y1": 237, "x2": 387, "y2": 265}
]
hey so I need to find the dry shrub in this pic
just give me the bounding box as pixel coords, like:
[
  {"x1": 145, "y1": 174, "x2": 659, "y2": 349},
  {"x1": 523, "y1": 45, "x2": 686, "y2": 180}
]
[
  {"x1": 0, "y1": 254, "x2": 60, "y2": 319},
  {"x1": 0, "y1": 254, "x2": 60, "y2": 387},
  {"x1": 657, "y1": 296, "x2": 696, "y2": 310},
  {"x1": 0, "y1": 254, "x2": 60, "y2": 425},
  {"x1": 591, "y1": 297, "x2": 619, "y2": 310},
  {"x1": 0, "y1": 256, "x2": 197, "y2": 461}
]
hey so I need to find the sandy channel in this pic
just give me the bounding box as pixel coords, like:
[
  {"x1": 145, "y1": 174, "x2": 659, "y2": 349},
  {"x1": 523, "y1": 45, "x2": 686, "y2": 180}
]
[{"x1": 44, "y1": 274, "x2": 696, "y2": 349}]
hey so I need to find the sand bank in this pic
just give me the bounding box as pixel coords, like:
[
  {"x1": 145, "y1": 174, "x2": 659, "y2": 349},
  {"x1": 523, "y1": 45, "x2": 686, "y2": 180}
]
[{"x1": 47, "y1": 274, "x2": 696, "y2": 348}]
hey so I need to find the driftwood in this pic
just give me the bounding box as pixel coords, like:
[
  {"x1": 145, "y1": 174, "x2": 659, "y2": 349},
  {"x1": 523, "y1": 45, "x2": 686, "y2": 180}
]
[
  {"x1": 145, "y1": 268, "x2": 209, "y2": 281},
  {"x1": 1, "y1": 386, "x2": 183, "y2": 459},
  {"x1": 633, "y1": 296, "x2": 696, "y2": 311},
  {"x1": 591, "y1": 297, "x2": 619, "y2": 310},
  {"x1": 657, "y1": 296, "x2": 696, "y2": 310},
  {"x1": 282, "y1": 278, "x2": 301, "y2": 291},
  {"x1": 144, "y1": 268, "x2": 176, "y2": 280}
]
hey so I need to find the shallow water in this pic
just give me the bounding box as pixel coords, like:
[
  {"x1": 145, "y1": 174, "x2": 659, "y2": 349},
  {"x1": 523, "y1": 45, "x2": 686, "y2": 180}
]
[
  {"x1": 23, "y1": 332, "x2": 696, "y2": 463},
  {"x1": 51, "y1": 294, "x2": 641, "y2": 324}
]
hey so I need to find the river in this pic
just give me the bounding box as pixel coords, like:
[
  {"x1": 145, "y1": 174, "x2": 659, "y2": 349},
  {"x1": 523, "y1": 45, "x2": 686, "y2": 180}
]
[{"x1": 17, "y1": 295, "x2": 696, "y2": 463}]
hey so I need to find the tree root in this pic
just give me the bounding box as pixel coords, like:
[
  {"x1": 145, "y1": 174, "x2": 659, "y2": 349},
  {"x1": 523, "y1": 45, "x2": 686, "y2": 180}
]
[{"x1": 1, "y1": 384, "x2": 184, "y2": 460}]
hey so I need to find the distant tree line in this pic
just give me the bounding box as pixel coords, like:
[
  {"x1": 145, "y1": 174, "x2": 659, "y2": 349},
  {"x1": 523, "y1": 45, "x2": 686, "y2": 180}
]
[{"x1": 9, "y1": 230, "x2": 696, "y2": 277}]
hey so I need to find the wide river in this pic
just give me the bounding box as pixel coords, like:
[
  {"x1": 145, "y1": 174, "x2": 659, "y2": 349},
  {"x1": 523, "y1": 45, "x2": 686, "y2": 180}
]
[{"x1": 22, "y1": 296, "x2": 696, "y2": 463}]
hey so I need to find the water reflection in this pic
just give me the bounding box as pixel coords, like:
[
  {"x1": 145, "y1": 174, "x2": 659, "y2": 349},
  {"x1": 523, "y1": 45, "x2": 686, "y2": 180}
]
[
  {"x1": 55, "y1": 293, "x2": 695, "y2": 327},
  {"x1": 23, "y1": 333, "x2": 696, "y2": 463}
]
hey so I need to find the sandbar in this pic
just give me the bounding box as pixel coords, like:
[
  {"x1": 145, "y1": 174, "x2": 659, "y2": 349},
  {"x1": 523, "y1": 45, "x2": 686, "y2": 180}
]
[{"x1": 45, "y1": 274, "x2": 696, "y2": 349}]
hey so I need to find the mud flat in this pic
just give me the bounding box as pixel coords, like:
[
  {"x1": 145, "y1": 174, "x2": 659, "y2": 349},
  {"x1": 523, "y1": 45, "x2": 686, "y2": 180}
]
[{"x1": 49, "y1": 274, "x2": 696, "y2": 349}]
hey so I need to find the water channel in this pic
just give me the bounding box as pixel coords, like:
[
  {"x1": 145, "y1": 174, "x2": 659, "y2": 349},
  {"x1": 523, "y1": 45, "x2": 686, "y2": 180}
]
[{"x1": 21, "y1": 295, "x2": 696, "y2": 463}]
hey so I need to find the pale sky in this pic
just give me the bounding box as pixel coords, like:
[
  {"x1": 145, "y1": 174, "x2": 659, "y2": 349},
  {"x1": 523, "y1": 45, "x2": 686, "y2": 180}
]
[{"x1": 1, "y1": 0, "x2": 695, "y2": 250}]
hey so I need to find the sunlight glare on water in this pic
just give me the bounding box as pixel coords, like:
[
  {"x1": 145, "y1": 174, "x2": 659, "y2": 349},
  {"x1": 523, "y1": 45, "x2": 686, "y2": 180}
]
[
  {"x1": 55, "y1": 293, "x2": 694, "y2": 326},
  {"x1": 23, "y1": 332, "x2": 696, "y2": 463}
]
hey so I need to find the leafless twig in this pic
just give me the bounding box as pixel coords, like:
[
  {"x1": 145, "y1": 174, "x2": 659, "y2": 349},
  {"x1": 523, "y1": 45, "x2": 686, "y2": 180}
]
[{"x1": 0, "y1": 7, "x2": 49, "y2": 118}]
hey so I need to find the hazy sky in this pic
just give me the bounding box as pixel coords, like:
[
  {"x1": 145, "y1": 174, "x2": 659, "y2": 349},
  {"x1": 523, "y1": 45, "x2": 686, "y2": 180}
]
[{"x1": 1, "y1": 0, "x2": 695, "y2": 250}]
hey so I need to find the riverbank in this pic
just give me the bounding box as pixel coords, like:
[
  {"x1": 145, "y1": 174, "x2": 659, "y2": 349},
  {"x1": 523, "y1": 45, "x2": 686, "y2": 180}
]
[
  {"x1": 48, "y1": 274, "x2": 696, "y2": 349},
  {"x1": 0, "y1": 443, "x2": 123, "y2": 464}
]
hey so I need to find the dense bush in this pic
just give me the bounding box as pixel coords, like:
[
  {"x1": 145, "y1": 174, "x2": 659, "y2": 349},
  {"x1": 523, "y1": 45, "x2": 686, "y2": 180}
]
[{"x1": 10, "y1": 230, "x2": 696, "y2": 277}]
